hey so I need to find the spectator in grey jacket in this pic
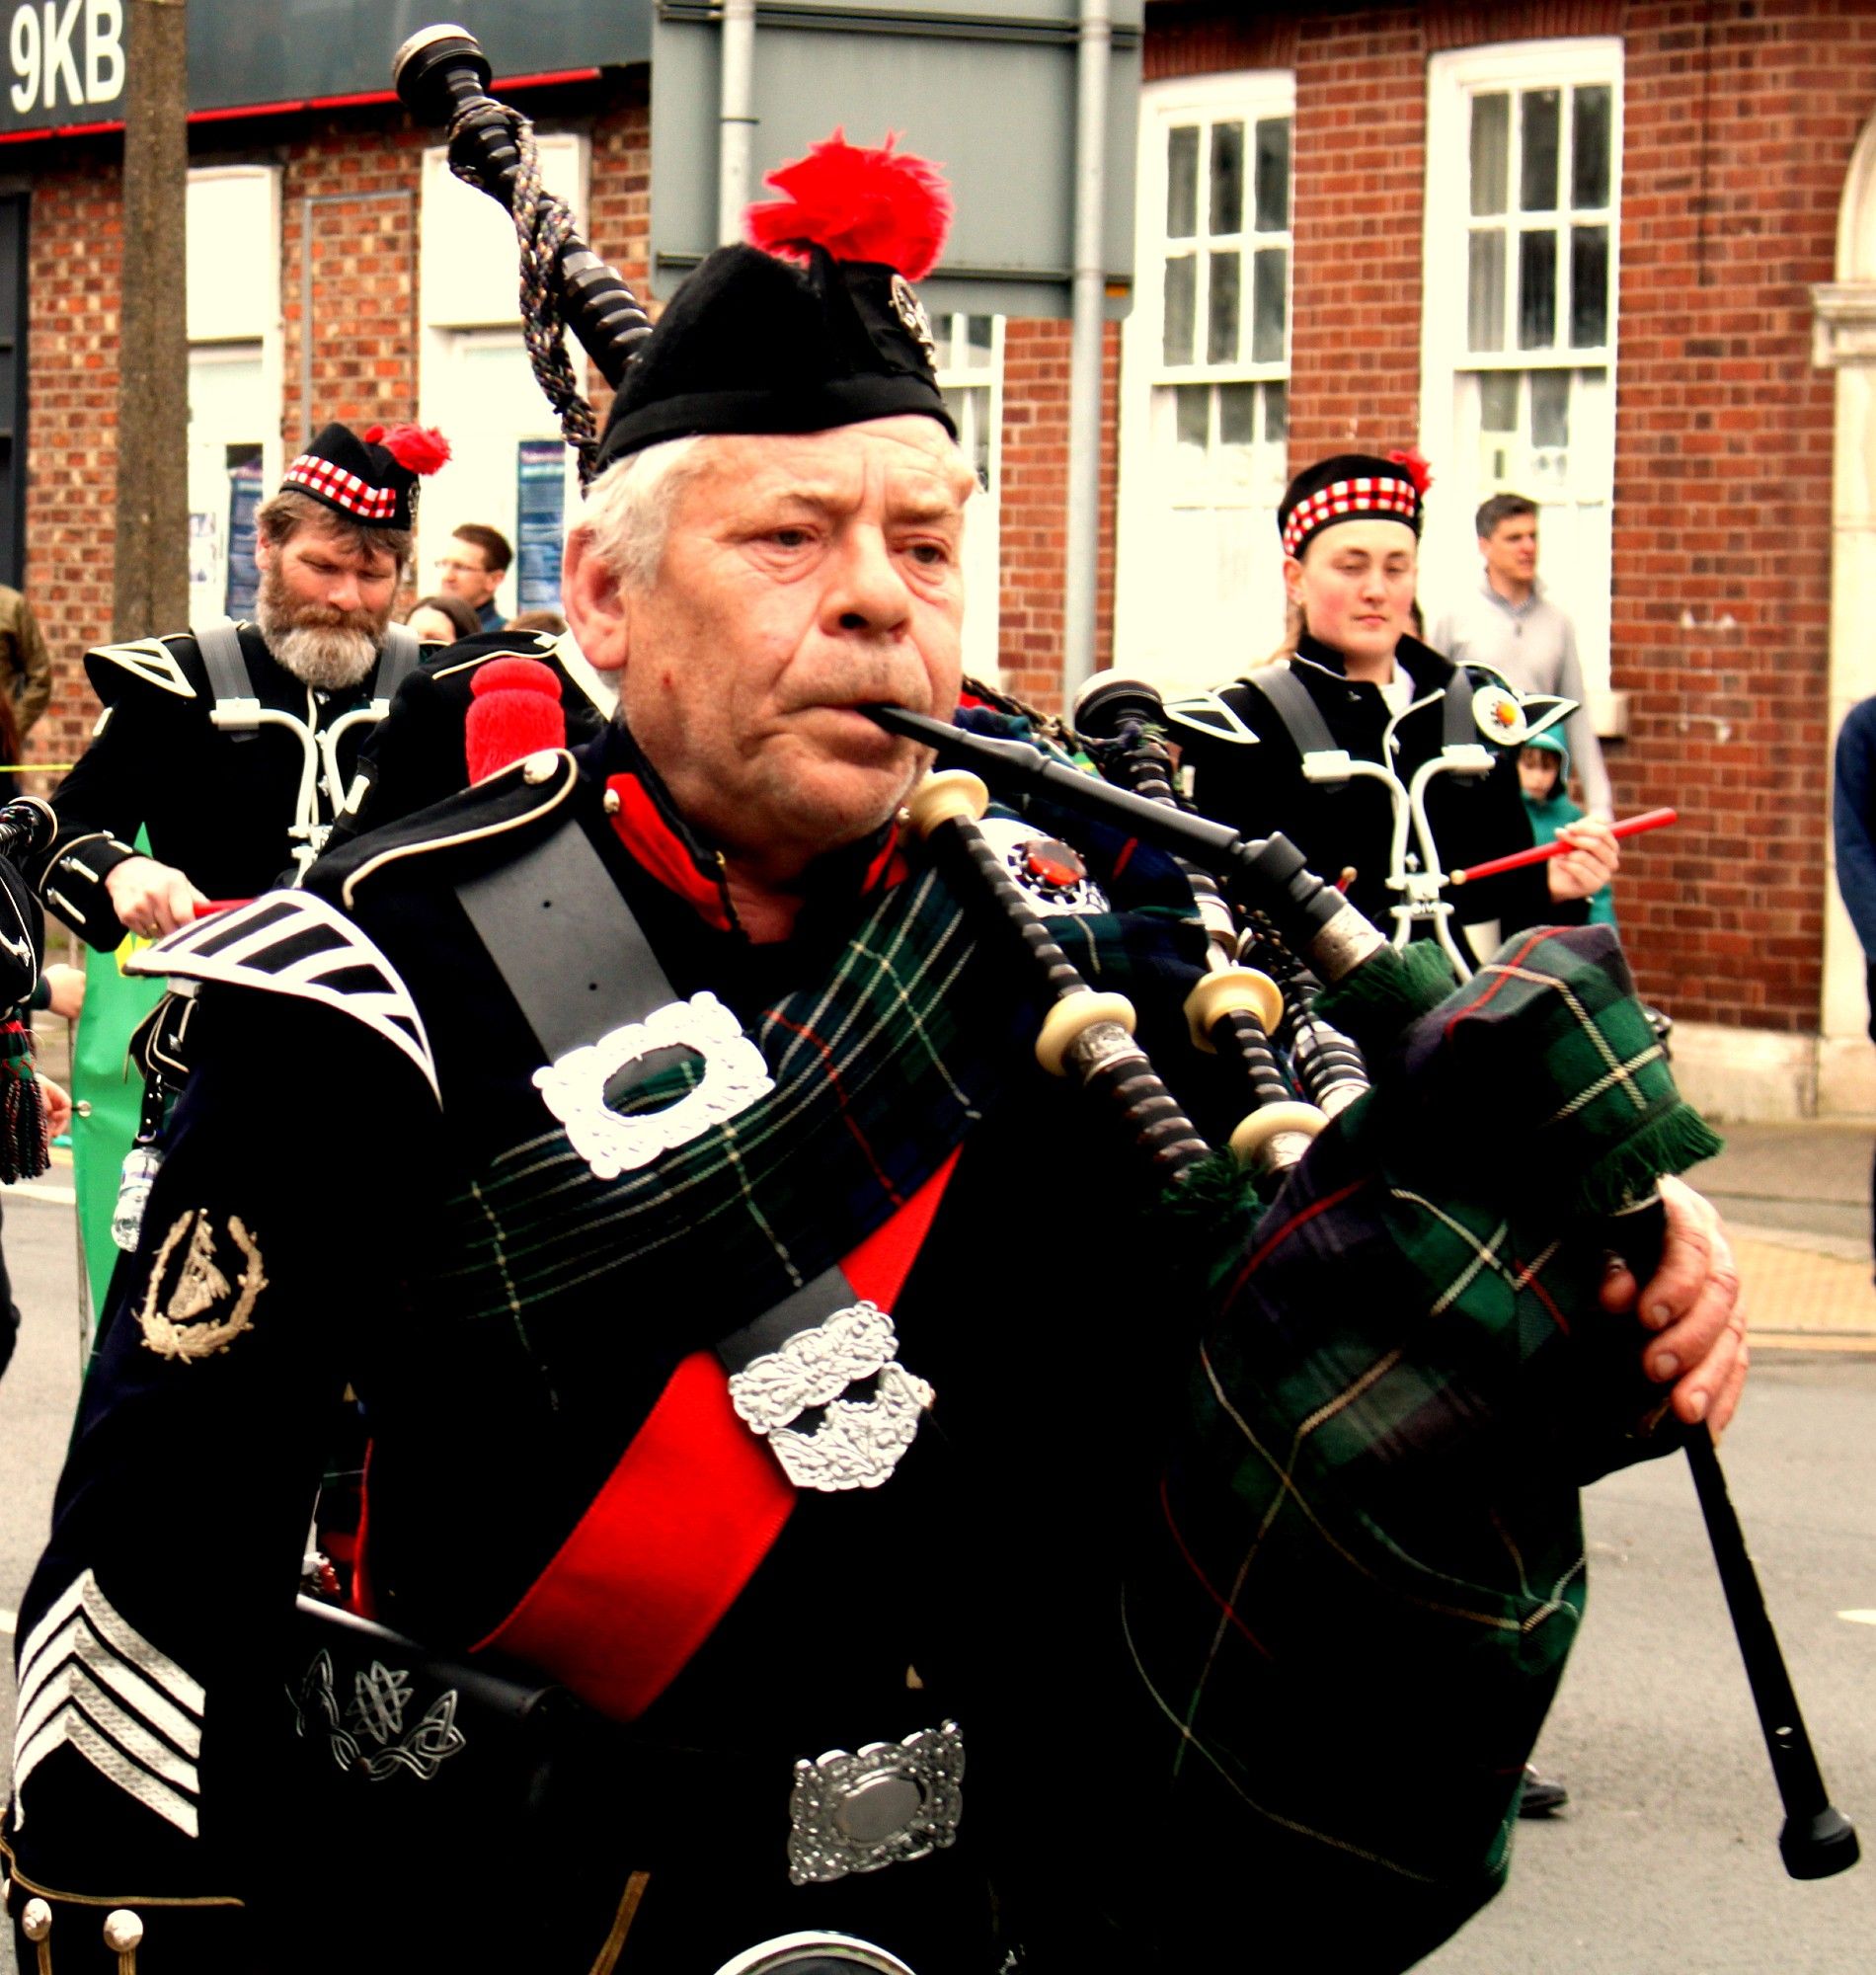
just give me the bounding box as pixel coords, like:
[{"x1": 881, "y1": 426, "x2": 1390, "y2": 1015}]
[{"x1": 1431, "y1": 493, "x2": 1612, "y2": 818}]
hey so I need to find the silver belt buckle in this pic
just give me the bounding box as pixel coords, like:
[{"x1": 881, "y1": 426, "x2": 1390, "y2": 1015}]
[
  {"x1": 713, "y1": 1936, "x2": 921, "y2": 1975},
  {"x1": 787, "y1": 1720, "x2": 965, "y2": 1886}
]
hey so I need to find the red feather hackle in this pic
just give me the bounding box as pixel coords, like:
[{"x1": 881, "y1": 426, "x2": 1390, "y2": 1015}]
[
  {"x1": 745, "y1": 130, "x2": 952, "y2": 280},
  {"x1": 1386, "y1": 445, "x2": 1435, "y2": 500},
  {"x1": 363, "y1": 424, "x2": 452, "y2": 477}
]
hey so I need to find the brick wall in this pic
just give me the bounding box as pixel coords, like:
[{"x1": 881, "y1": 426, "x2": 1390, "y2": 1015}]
[{"x1": 1138, "y1": 0, "x2": 1876, "y2": 1034}]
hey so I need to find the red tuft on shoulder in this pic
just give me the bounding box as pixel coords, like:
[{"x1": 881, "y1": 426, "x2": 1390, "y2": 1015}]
[
  {"x1": 363, "y1": 424, "x2": 452, "y2": 477},
  {"x1": 745, "y1": 130, "x2": 951, "y2": 281}
]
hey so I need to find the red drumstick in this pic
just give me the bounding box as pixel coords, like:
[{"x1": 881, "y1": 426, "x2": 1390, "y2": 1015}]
[
  {"x1": 192, "y1": 899, "x2": 253, "y2": 918},
  {"x1": 1449, "y1": 808, "x2": 1678, "y2": 886}
]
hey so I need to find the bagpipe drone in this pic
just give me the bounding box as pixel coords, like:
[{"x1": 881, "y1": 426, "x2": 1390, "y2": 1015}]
[{"x1": 392, "y1": 19, "x2": 1856, "y2": 1948}]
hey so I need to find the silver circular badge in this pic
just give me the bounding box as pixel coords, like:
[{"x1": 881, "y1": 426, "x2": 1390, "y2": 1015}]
[{"x1": 890, "y1": 274, "x2": 937, "y2": 367}]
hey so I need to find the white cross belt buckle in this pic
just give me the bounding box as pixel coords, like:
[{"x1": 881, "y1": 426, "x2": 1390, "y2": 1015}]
[
  {"x1": 726, "y1": 1302, "x2": 933, "y2": 1492},
  {"x1": 533, "y1": 991, "x2": 775, "y2": 1180},
  {"x1": 787, "y1": 1721, "x2": 966, "y2": 1886}
]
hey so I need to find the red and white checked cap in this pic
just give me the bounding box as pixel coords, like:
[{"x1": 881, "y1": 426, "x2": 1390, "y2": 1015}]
[
  {"x1": 1278, "y1": 452, "x2": 1427, "y2": 559},
  {"x1": 279, "y1": 422, "x2": 449, "y2": 531}
]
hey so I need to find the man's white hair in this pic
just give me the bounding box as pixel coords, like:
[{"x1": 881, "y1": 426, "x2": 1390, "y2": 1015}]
[{"x1": 576, "y1": 435, "x2": 710, "y2": 592}]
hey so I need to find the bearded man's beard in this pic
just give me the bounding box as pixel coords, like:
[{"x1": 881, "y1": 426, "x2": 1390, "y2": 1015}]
[{"x1": 256, "y1": 561, "x2": 388, "y2": 689}]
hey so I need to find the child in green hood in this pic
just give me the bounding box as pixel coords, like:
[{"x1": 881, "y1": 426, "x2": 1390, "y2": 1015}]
[{"x1": 1518, "y1": 729, "x2": 1616, "y2": 926}]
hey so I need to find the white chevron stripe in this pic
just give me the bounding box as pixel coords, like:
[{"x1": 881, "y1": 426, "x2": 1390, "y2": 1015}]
[
  {"x1": 126, "y1": 891, "x2": 440, "y2": 1101},
  {"x1": 15, "y1": 1702, "x2": 199, "y2": 1838},
  {"x1": 16, "y1": 1616, "x2": 203, "y2": 1758},
  {"x1": 18, "y1": 1570, "x2": 203, "y2": 1717},
  {"x1": 91, "y1": 637, "x2": 196, "y2": 700}
]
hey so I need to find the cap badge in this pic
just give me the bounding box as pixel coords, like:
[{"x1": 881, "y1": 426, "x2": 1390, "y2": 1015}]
[{"x1": 890, "y1": 274, "x2": 937, "y2": 368}]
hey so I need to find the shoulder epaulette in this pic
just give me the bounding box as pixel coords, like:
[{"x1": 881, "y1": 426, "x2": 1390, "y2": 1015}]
[
  {"x1": 86, "y1": 635, "x2": 197, "y2": 701},
  {"x1": 319, "y1": 748, "x2": 582, "y2": 911},
  {"x1": 125, "y1": 891, "x2": 439, "y2": 1102},
  {"x1": 430, "y1": 632, "x2": 559, "y2": 684}
]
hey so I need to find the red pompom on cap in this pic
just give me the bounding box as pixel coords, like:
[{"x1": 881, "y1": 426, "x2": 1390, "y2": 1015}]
[
  {"x1": 1386, "y1": 445, "x2": 1435, "y2": 499},
  {"x1": 746, "y1": 129, "x2": 952, "y2": 280},
  {"x1": 466, "y1": 656, "x2": 566, "y2": 783},
  {"x1": 363, "y1": 424, "x2": 452, "y2": 477}
]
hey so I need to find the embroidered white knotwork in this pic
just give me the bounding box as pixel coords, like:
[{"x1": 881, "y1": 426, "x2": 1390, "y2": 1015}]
[
  {"x1": 290, "y1": 1651, "x2": 466, "y2": 1783},
  {"x1": 13, "y1": 1570, "x2": 205, "y2": 1838},
  {"x1": 136, "y1": 1211, "x2": 267, "y2": 1362},
  {"x1": 728, "y1": 1302, "x2": 934, "y2": 1492},
  {"x1": 532, "y1": 991, "x2": 775, "y2": 1181}
]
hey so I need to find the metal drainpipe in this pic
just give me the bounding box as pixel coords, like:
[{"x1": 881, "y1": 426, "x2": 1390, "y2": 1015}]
[
  {"x1": 1062, "y1": 0, "x2": 1111, "y2": 701},
  {"x1": 718, "y1": 0, "x2": 758, "y2": 246}
]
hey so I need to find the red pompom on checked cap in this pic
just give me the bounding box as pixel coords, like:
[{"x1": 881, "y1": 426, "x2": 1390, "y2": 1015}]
[
  {"x1": 362, "y1": 424, "x2": 452, "y2": 476},
  {"x1": 1386, "y1": 445, "x2": 1435, "y2": 499}
]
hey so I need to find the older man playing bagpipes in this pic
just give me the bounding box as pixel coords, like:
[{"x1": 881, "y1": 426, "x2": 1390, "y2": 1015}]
[{"x1": 2, "y1": 29, "x2": 1839, "y2": 1975}]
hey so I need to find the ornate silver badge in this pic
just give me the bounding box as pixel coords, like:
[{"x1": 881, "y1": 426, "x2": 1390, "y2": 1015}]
[
  {"x1": 890, "y1": 274, "x2": 937, "y2": 367},
  {"x1": 727, "y1": 1302, "x2": 933, "y2": 1492},
  {"x1": 291, "y1": 1650, "x2": 466, "y2": 1783},
  {"x1": 975, "y1": 814, "x2": 1110, "y2": 916},
  {"x1": 532, "y1": 990, "x2": 775, "y2": 1181},
  {"x1": 788, "y1": 1720, "x2": 966, "y2": 1886}
]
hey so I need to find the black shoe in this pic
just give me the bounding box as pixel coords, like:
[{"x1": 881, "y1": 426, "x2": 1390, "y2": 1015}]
[{"x1": 1519, "y1": 1763, "x2": 1569, "y2": 1817}]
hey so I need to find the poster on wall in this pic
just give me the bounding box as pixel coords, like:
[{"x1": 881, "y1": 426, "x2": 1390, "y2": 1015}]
[
  {"x1": 515, "y1": 439, "x2": 566, "y2": 615},
  {"x1": 225, "y1": 454, "x2": 265, "y2": 617}
]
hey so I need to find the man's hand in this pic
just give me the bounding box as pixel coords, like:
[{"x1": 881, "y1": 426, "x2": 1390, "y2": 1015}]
[
  {"x1": 1601, "y1": 1175, "x2": 1748, "y2": 1439},
  {"x1": 1546, "y1": 817, "x2": 1620, "y2": 903},
  {"x1": 105, "y1": 856, "x2": 207, "y2": 939},
  {"x1": 40, "y1": 963, "x2": 84, "y2": 1021},
  {"x1": 39, "y1": 1075, "x2": 71, "y2": 1137}
]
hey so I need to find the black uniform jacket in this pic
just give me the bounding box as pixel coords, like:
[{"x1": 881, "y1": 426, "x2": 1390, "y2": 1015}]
[
  {"x1": 335, "y1": 626, "x2": 614, "y2": 843},
  {"x1": 1182, "y1": 633, "x2": 1566, "y2": 944},
  {"x1": 27, "y1": 624, "x2": 417, "y2": 949},
  {"x1": 2, "y1": 720, "x2": 1222, "y2": 1973}
]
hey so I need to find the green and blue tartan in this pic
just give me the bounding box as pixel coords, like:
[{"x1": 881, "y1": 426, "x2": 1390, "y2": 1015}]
[{"x1": 1121, "y1": 924, "x2": 1721, "y2": 1972}]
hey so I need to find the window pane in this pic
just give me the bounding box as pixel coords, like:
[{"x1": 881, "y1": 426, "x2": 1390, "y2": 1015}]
[
  {"x1": 1175, "y1": 383, "x2": 1209, "y2": 449},
  {"x1": 1530, "y1": 370, "x2": 1570, "y2": 446},
  {"x1": 1167, "y1": 125, "x2": 1199, "y2": 238},
  {"x1": 1467, "y1": 231, "x2": 1506, "y2": 352},
  {"x1": 1208, "y1": 250, "x2": 1241, "y2": 364},
  {"x1": 1255, "y1": 117, "x2": 1290, "y2": 231},
  {"x1": 964, "y1": 314, "x2": 995, "y2": 369},
  {"x1": 1480, "y1": 370, "x2": 1519, "y2": 431},
  {"x1": 1521, "y1": 89, "x2": 1560, "y2": 211},
  {"x1": 1572, "y1": 86, "x2": 1612, "y2": 208},
  {"x1": 1218, "y1": 382, "x2": 1256, "y2": 444},
  {"x1": 1518, "y1": 230, "x2": 1557, "y2": 349},
  {"x1": 1470, "y1": 93, "x2": 1510, "y2": 216},
  {"x1": 1570, "y1": 226, "x2": 1609, "y2": 347},
  {"x1": 1251, "y1": 247, "x2": 1288, "y2": 362},
  {"x1": 1264, "y1": 380, "x2": 1289, "y2": 442},
  {"x1": 1163, "y1": 255, "x2": 1196, "y2": 364},
  {"x1": 1211, "y1": 121, "x2": 1245, "y2": 236}
]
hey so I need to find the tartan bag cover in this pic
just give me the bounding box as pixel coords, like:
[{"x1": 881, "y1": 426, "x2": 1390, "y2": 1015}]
[{"x1": 1120, "y1": 925, "x2": 1721, "y2": 1971}]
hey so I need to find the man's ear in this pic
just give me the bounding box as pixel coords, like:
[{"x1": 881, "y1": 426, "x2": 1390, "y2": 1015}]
[
  {"x1": 254, "y1": 530, "x2": 277, "y2": 574},
  {"x1": 561, "y1": 528, "x2": 631, "y2": 675}
]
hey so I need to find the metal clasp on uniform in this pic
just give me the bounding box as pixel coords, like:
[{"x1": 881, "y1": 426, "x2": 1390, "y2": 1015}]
[
  {"x1": 533, "y1": 991, "x2": 775, "y2": 1180},
  {"x1": 787, "y1": 1721, "x2": 966, "y2": 1886}
]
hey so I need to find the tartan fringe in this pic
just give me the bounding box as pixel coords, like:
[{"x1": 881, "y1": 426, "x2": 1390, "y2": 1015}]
[
  {"x1": 1314, "y1": 940, "x2": 1460, "y2": 1058},
  {"x1": 1571, "y1": 1101, "x2": 1724, "y2": 1219}
]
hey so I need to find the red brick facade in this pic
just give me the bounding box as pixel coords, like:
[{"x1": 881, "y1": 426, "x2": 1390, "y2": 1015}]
[
  {"x1": 13, "y1": 9, "x2": 1875, "y2": 1039},
  {"x1": 1147, "y1": 0, "x2": 1876, "y2": 1035}
]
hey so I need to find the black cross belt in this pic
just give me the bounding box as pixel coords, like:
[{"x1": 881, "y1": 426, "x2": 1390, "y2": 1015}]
[{"x1": 454, "y1": 815, "x2": 927, "y2": 1492}]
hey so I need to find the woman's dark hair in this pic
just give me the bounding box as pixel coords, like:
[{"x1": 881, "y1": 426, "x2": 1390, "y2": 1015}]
[{"x1": 404, "y1": 592, "x2": 482, "y2": 642}]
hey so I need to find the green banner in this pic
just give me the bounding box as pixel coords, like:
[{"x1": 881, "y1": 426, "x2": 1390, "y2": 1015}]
[{"x1": 68, "y1": 937, "x2": 163, "y2": 1334}]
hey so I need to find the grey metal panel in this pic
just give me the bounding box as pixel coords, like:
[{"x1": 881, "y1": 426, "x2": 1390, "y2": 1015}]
[
  {"x1": 651, "y1": 5, "x2": 1139, "y2": 322},
  {"x1": 0, "y1": 0, "x2": 651, "y2": 134}
]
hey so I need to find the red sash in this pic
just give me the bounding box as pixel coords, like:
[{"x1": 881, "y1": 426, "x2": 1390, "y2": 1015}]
[{"x1": 473, "y1": 1150, "x2": 960, "y2": 1720}]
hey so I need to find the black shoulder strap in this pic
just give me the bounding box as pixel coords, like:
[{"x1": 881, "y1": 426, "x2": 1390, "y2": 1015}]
[
  {"x1": 192, "y1": 616, "x2": 259, "y2": 743},
  {"x1": 1250, "y1": 662, "x2": 1348, "y2": 785},
  {"x1": 372, "y1": 621, "x2": 421, "y2": 704}
]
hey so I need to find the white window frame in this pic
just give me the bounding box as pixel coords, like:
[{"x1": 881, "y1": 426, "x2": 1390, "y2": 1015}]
[
  {"x1": 1116, "y1": 71, "x2": 1295, "y2": 690},
  {"x1": 1419, "y1": 39, "x2": 1623, "y2": 696},
  {"x1": 933, "y1": 312, "x2": 1005, "y2": 686}
]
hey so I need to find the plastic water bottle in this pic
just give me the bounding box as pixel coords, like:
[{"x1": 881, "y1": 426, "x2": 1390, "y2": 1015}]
[{"x1": 112, "y1": 1144, "x2": 164, "y2": 1251}]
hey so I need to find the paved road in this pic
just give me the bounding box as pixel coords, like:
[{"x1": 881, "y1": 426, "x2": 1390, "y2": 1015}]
[{"x1": 1, "y1": 1196, "x2": 1872, "y2": 1971}]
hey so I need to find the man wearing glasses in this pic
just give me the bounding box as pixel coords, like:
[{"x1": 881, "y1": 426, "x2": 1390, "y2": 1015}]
[{"x1": 433, "y1": 522, "x2": 512, "y2": 630}]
